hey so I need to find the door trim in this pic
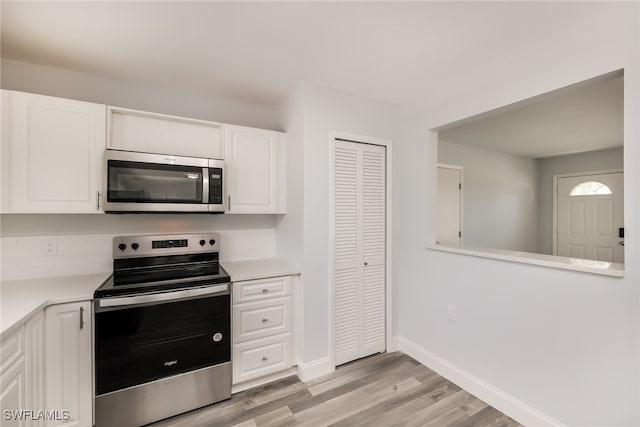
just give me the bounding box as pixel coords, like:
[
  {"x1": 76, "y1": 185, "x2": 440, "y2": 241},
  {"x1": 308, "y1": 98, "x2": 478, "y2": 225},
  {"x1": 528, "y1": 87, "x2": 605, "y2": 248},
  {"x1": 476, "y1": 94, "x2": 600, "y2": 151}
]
[
  {"x1": 436, "y1": 163, "x2": 464, "y2": 245},
  {"x1": 328, "y1": 130, "x2": 392, "y2": 369},
  {"x1": 552, "y1": 168, "x2": 623, "y2": 256}
]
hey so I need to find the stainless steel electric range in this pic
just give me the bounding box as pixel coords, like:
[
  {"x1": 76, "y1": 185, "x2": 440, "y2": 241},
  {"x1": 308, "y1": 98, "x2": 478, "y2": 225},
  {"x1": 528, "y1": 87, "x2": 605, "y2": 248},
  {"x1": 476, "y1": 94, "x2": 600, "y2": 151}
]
[{"x1": 93, "y1": 233, "x2": 231, "y2": 427}]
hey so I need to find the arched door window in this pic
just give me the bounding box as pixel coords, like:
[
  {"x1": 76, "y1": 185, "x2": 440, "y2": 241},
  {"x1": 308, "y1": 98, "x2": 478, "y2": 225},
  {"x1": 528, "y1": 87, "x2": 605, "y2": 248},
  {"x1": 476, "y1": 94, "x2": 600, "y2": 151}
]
[{"x1": 569, "y1": 181, "x2": 612, "y2": 196}]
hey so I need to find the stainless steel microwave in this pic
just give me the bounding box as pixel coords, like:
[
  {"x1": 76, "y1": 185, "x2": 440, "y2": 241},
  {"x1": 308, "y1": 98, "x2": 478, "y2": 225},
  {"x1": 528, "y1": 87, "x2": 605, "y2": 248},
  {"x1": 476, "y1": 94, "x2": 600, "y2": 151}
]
[{"x1": 103, "y1": 150, "x2": 225, "y2": 213}]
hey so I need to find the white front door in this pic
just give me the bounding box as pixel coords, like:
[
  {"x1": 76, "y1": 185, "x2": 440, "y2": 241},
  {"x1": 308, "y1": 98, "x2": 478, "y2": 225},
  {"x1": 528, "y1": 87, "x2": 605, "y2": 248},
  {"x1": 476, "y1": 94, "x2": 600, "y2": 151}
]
[
  {"x1": 437, "y1": 165, "x2": 462, "y2": 245},
  {"x1": 556, "y1": 172, "x2": 624, "y2": 263}
]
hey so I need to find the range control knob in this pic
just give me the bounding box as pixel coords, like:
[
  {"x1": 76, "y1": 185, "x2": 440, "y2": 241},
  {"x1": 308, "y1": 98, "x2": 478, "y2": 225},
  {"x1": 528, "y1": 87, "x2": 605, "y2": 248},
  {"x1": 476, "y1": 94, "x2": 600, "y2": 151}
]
[
  {"x1": 199, "y1": 239, "x2": 206, "y2": 246},
  {"x1": 131, "y1": 243, "x2": 139, "y2": 251},
  {"x1": 209, "y1": 239, "x2": 216, "y2": 246},
  {"x1": 118, "y1": 243, "x2": 127, "y2": 251}
]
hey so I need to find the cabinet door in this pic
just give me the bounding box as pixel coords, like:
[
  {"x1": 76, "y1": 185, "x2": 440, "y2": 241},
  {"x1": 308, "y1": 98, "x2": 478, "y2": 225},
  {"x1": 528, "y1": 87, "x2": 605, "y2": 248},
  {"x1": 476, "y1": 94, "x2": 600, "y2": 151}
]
[
  {"x1": 224, "y1": 125, "x2": 286, "y2": 214},
  {"x1": 0, "y1": 356, "x2": 27, "y2": 427},
  {"x1": 25, "y1": 313, "x2": 44, "y2": 427},
  {"x1": 44, "y1": 302, "x2": 92, "y2": 427},
  {"x1": 9, "y1": 91, "x2": 106, "y2": 213},
  {"x1": 108, "y1": 106, "x2": 223, "y2": 159}
]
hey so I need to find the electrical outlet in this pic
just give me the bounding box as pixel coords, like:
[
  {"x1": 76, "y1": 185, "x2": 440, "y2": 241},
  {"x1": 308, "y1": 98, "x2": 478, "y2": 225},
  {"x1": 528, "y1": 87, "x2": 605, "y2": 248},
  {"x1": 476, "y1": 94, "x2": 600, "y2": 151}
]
[
  {"x1": 42, "y1": 238, "x2": 58, "y2": 256},
  {"x1": 447, "y1": 305, "x2": 456, "y2": 322}
]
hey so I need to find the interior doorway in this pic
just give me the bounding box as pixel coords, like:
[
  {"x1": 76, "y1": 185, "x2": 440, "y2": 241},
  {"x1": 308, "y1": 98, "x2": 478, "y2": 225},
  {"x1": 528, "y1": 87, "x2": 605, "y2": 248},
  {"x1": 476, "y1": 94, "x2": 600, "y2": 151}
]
[{"x1": 436, "y1": 164, "x2": 463, "y2": 245}]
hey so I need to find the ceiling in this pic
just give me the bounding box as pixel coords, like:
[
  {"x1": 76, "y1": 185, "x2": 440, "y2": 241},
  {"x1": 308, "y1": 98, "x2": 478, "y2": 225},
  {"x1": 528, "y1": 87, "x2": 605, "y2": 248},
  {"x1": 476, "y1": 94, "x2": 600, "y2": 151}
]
[
  {"x1": 1, "y1": 1, "x2": 614, "y2": 109},
  {"x1": 0, "y1": 2, "x2": 624, "y2": 156},
  {"x1": 438, "y1": 74, "x2": 624, "y2": 159}
]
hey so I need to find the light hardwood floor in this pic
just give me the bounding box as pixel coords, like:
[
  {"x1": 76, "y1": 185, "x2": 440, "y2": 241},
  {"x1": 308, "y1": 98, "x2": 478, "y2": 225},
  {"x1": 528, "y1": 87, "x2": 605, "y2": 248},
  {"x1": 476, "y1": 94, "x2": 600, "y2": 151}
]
[{"x1": 151, "y1": 352, "x2": 523, "y2": 427}]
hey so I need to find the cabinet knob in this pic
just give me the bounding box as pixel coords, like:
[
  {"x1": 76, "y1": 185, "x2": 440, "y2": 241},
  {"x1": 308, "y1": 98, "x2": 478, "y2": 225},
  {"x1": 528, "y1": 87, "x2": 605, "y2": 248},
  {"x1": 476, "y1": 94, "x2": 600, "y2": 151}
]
[
  {"x1": 364, "y1": 262, "x2": 368, "y2": 266},
  {"x1": 262, "y1": 289, "x2": 269, "y2": 293},
  {"x1": 262, "y1": 318, "x2": 269, "y2": 323},
  {"x1": 262, "y1": 356, "x2": 269, "y2": 361}
]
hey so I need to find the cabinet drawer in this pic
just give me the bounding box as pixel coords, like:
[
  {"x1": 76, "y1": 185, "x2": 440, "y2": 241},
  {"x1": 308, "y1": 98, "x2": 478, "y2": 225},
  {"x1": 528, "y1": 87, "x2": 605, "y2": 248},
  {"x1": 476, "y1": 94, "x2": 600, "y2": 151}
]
[
  {"x1": 233, "y1": 276, "x2": 290, "y2": 304},
  {"x1": 0, "y1": 326, "x2": 24, "y2": 376},
  {"x1": 233, "y1": 297, "x2": 290, "y2": 343},
  {"x1": 232, "y1": 333, "x2": 291, "y2": 384}
]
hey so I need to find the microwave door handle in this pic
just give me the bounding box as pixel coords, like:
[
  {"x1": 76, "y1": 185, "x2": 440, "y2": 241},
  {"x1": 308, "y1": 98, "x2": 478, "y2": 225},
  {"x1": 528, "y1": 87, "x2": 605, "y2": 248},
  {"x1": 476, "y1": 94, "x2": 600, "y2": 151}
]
[{"x1": 202, "y1": 167, "x2": 210, "y2": 204}]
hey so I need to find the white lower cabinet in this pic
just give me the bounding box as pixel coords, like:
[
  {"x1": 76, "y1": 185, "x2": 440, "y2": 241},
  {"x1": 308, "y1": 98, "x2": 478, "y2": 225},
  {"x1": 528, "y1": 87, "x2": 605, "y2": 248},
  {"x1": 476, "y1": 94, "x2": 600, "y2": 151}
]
[
  {"x1": 232, "y1": 276, "x2": 293, "y2": 385},
  {"x1": 1, "y1": 314, "x2": 44, "y2": 427},
  {"x1": 44, "y1": 301, "x2": 92, "y2": 427},
  {"x1": 233, "y1": 333, "x2": 291, "y2": 384},
  {"x1": 25, "y1": 313, "x2": 44, "y2": 427},
  {"x1": 0, "y1": 356, "x2": 27, "y2": 427}
]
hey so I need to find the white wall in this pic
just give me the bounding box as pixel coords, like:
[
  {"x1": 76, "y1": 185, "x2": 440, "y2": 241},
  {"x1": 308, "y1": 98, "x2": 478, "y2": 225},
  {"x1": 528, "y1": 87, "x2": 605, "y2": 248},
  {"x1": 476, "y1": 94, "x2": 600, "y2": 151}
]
[
  {"x1": 0, "y1": 214, "x2": 277, "y2": 281},
  {"x1": 438, "y1": 140, "x2": 539, "y2": 252},
  {"x1": 1, "y1": 58, "x2": 281, "y2": 130},
  {"x1": 537, "y1": 147, "x2": 624, "y2": 255},
  {"x1": 278, "y1": 82, "x2": 396, "y2": 366},
  {"x1": 395, "y1": 3, "x2": 639, "y2": 426},
  {"x1": 0, "y1": 59, "x2": 283, "y2": 280},
  {"x1": 276, "y1": 85, "x2": 306, "y2": 366}
]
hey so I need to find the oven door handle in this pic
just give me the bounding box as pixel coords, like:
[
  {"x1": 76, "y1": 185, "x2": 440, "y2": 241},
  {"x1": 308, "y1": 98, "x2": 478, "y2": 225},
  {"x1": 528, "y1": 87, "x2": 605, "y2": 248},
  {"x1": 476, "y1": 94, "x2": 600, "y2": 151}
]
[{"x1": 98, "y1": 284, "x2": 229, "y2": 308}]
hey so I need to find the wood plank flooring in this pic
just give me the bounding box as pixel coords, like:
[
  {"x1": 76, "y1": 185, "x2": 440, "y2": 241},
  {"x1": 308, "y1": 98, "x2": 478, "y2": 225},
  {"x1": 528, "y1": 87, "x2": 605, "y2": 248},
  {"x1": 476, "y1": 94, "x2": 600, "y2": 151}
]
[{"x1": 151, "y1": 352, "x2": 523, "y2": 427}]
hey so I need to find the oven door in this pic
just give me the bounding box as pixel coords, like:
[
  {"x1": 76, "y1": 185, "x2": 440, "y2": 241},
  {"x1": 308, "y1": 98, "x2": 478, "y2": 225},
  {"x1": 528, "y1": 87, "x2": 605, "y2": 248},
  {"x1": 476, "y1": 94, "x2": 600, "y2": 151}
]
[
  {"x1": 94, "y1": 284, "x2": 230, "y2": 396},
  {"x1": 103, "y1": 150, "x2": 210, "y2": 212}
]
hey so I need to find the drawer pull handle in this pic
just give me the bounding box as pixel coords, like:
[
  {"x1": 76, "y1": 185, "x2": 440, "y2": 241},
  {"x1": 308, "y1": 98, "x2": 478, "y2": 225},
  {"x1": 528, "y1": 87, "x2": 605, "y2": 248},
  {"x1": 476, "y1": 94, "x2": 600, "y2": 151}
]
[
  {"x1": 262, "y1": 318, "x2": 269, "y2": 323},
  {"x1": 262, "y1": 289, "x2": 269, "y2": 293},
  {"x1": 262, "y1": 356, "x2": 269, "y2": 361}
]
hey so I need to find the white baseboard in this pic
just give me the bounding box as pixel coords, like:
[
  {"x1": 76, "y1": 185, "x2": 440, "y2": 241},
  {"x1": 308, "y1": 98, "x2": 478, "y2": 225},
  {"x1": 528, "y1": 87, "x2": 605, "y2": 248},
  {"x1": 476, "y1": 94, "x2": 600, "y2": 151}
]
[
  {"x1": 296, "y1": 356, "x2": 334, "y2": 382},
  {"x1": 396, "y1": 337, "x2": 564, "y2": 427},
  {"x1": 389, "y1": 335, "x2": 401, "y2": 352},
  {"x1": 231, "y1": 368, "x2": 298, "y2": 394}
]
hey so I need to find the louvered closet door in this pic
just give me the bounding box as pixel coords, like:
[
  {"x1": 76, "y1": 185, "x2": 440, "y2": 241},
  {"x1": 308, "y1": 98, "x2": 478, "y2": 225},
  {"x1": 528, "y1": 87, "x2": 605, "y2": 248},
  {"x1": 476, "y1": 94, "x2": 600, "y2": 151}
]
[{"x1": 334, "y1": 140, "x2": 386, "y2": 366}]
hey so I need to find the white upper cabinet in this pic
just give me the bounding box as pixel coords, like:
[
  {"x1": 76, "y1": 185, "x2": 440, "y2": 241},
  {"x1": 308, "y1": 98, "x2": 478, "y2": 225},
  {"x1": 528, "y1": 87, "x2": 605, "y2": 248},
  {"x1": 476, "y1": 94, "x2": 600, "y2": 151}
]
[
  {"x1": 5, "y1": 91, "x2": 106, "y2": 213},
  {"x1": 224, "y1": 125, "x2": 286, "y2": 214},
  {"x1": 108, "y1": 106, "x2": 223, "y2": 159}
]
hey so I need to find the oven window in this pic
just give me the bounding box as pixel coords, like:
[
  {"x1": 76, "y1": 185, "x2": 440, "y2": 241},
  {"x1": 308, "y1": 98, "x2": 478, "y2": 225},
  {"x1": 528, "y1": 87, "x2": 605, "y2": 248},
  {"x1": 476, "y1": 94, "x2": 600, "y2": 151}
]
[
  {"x1": 107, "y1": 160, "x2": 203, "y2": 203},
  {"x1": 95, "y1": 294, "x2": 230, "y2": 395}
]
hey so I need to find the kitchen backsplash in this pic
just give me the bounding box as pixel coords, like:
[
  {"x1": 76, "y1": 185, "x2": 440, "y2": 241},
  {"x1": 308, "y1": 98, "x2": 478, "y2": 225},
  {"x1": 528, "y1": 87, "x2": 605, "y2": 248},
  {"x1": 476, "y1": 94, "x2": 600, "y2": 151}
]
[{"x1": 0, "y1": 228, "x2": 276, "y2": 281}]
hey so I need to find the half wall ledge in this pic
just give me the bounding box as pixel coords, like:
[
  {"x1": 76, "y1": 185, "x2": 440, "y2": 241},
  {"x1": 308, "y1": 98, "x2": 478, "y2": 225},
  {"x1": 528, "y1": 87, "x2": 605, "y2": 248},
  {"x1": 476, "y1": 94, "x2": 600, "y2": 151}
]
[{"x1": 429, "y1": 244, "x2": 624, "y2": 278}]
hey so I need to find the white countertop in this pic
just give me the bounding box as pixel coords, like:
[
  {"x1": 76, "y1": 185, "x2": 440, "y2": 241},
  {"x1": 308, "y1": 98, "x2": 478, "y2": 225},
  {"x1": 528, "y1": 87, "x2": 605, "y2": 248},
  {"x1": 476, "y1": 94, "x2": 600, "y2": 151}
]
[
  {"x1": 1, "y1": 273, "x2": 111, "y2": 337},
  {"x1": 0, "y1": 258, "x2": 299, "y2": 337},
  {"x1": 222, "y1": 258, "x2": 300, "y2": 282},
  {"x1": 430, "y1": 244, "x2": 624, "y2": 277}
]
